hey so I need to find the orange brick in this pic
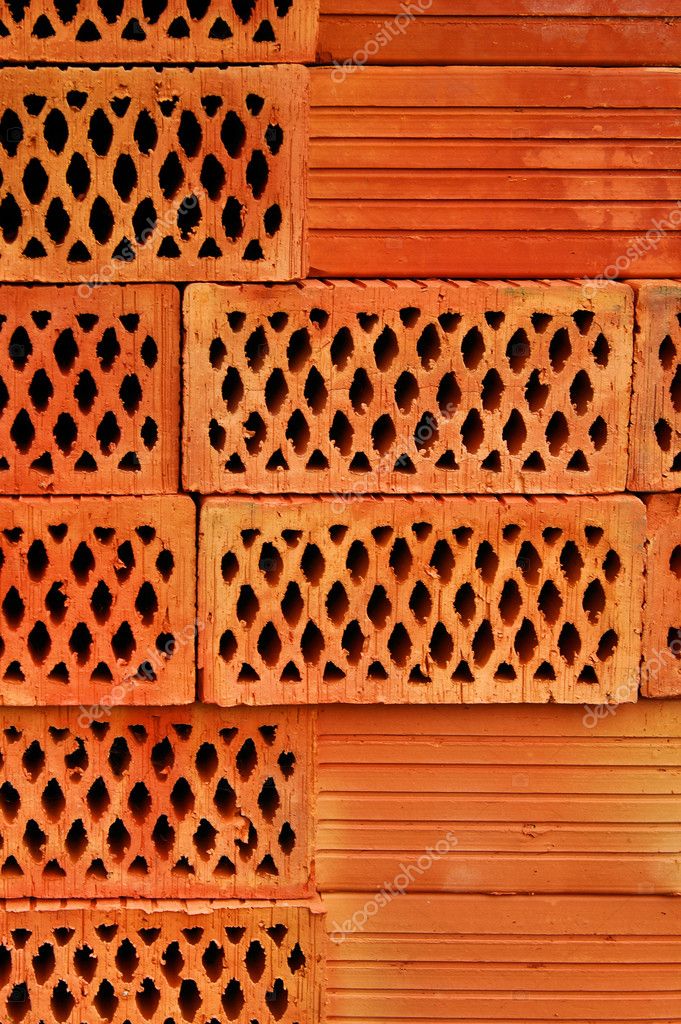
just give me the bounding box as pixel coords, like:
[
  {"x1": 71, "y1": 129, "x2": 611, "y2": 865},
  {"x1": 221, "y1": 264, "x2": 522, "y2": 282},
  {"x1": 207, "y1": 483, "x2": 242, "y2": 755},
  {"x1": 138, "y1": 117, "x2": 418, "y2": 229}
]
[
  {"x1": 628, "y1": 280, "x2": 681, "y2": 490},
  {"x1": 0, "y1": 496, "x2": 195, "y2": 705},
  {"x1": 0, "y1": 704, "x2": 312, "y2": 898},
  {"x1": 183, "y1": 280, "x2": 632, "y2": 494},
  {"x1": 0, "y1": 0, "x2": 318, "y2": 63},
  {"x1": 0, "y1": 899, "x2": 324, "y2": 1024},
  {"x1": 0, "y1": 67, "x2": 308, "y2": 283},
  {"x1": 641, "y1": 494, "x2": 681, "y2": 698},
  {"x1": 199, "y1": 495, "x2": 644, "y2": 705},
  {"x1": 0, "y1": 286, "x2": 179, "y2": 495}
]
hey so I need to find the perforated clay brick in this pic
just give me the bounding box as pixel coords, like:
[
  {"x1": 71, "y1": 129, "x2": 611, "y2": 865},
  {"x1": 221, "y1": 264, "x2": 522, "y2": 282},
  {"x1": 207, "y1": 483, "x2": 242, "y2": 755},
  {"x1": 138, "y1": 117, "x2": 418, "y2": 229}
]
[
  {"x1": 0, "y1": 67, "x2": 308, "y2": 283},
  {"x1": 0, "y1": 0, "x2": 319, "y2": 63},
  {"x1": 628, "y1": 280, "x2": 681, "y2": 490},
  {"x1": 0, "y1": 286, "x2": 179, "y2": 495},
  {"x1": 642, "y1": 494, "x2": 681, "y2": 698},
  {"x1": 199, "y1": 495, "x2": 644, "y2": 705},
  {"x1": 0, "y1": 704, "x2": 312, "y2": 898},
  {"x1": 183, "y1": 280, "x2": 632, "y2": 494},
  {"x1": 0, "y1": 900, "x2": 323, "y2": 1024},
  {"x1": 0, "y1": 496, "x2": 195, "y2": 705}
]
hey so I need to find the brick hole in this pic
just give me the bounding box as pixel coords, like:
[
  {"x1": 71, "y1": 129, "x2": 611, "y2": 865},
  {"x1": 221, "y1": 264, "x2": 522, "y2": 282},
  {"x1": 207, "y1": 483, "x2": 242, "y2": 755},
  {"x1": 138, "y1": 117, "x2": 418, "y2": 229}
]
[
  {"x1": 569, "y1": 370, "x2": 594, "y2": 414},
  {"x1": 545, "y1": 411, "x2": 569, "y2": 456},
  {"x1": 457, "y1": 327, "x2": 486, "y2": 375},
  {"x1": 288, "y1": 941, "x2": 305, "y2": 973},
  {"x1": 460, "y1": 408, "x2": 484, "y2": 454},
  {"x1": 9, "y1": 409, "x2": 35, "y2": 453},
  {"x1": 667, "y1": 627, "x2": 681, "y2": 658},
  {"x1": 479, "y1": 368, "x2": 503, "y2": 412},
  {"x1": 6, "y1": 983, "x2": 30, "y2": 1023},
  {"x1": 136, "y1": 977, "x2": 161, "y2": 1019},
  {"x1": 27, "y1": 620, "x2": 51, "y2": 663},
  {"x1": 429, "y1": 621, "x2": 453, "y2": 667},
  {"x1": 537, "y1": 579, "x2": 562, "y2": 624},
  {"x1": 387, "y1": 622, "x2": 411, "y2": 667},
  {"x1": 300, "y1": 620, "x2": 324, "y2": 664},
  {"x1": 484, "y1": 311, "x2": 505, "y2": 330},
  {"x1": 416, "y1": 323, "x2": 440, "y2": 369},
  {"x1": 41, "y1": 777, "x2": 65, "y2": 821},
  {"x1": 591, "y1": 333, "x2": 609, "y2": 367},
  {"x1": 498, "y1": 578, "x2": 521, "y2": 624},
  {"x1": 237, "y1": 584, "x2": 259, "y2": 626},
  {"x1": 659, "y1": 335, "x2": 676, "y2": 369},
  {"x1": 22, "y1": 739, "x2": 45, "y2": 780},
  {"x1": 596, "y1": 628, "x2": 618, "y2": 661},
  {"x1": 558, "y1": 622, "x2": 581, "y2": 665},
  {"x1": 23, "y1": 819, "x2": 46, "y2": 860},
  {"x1": 86, "y1": 776, "x2": 111, "y2": 818},
  {"x1": 373, "y1": 325, "x2": 398, "y2": 371},
  {"x1": 193, "y1": 818, "x2": 217, "y2": 858},
  {"x1": 349, "y1": 367, "x2": 373, "y2": 414},
  {"x1": 602, "y1": 549, "x2": 621, "y2": 582},
  {"x1": 65, "y1": 819, "x2": 88, "y2": 859},
  {"x1": 128, "y1": 781, "x2": 152, "y2": 822},
  {"x1": 506, "y1": 328, "x2": 530, "y2": 373},
  {"x1": 325, "y1": 580, "x2": 349, "y2": 625},
  {"x1": 151, "y1": 736, "x2": 174, "y2": 775},
  {"x1": 151, "y1": 815, "x2": 175, "y2": 857},
  {"x1": 50, "y1": 979, "x2": 75, "y2": 1022},
  {"x1": 589, "y1": 416, "x2": 607, "y2": 451},
  {"x1": 494, "y1": 662, "x2": 516, "y2": 681},
  {"x1": 330, "y1": 326, "x2": 353, "y2": 369},
  {"x1": 501, "y1": 409, "x2": 526, "y2": 454},
  {"x1": 341, "y1": 619, "x2": 365, "y2": 664},
  {"x1": 2, "y1": 586, "x2": 24, "y2": 628},
  {"x1": 408, "y1": 580, "x2": 431, "y2": 624},
  {"x1": 221, "y1": 978, "x2": 244, "y2": 1020},
  {"x1": 107, "y1": 818, "x2": 131, "y2": 861},
  {"x1": 549, "y1": 328, "x2": 571, "y2": 372},
  {"x1": 513, "y1": 618, "x2": 538, "y2": 663},
  {"x1": 73, "y1": 369, "x2": 97, "y2": 412},
  {"x1": 92, "y1": 979, "x2": 118, "y2": 1021},
  {"x1": 559, "y1": 540, "x2": 584, "y2": 584},
  {"x1": 303, "y1": 366, "x2": 327, "y2": 415},
  {"x1": 367, "y1": 585, "x2": 391, "y2": 629},
  {"x1": 475, "y1": 541, "x2": 498, "y2": 585},
  {"x1": 265, "y1": 976, "x2": 288, "y2": 1019},
  {"x1": 516, "y1": 540, "x2": 541, "y2": 585}
]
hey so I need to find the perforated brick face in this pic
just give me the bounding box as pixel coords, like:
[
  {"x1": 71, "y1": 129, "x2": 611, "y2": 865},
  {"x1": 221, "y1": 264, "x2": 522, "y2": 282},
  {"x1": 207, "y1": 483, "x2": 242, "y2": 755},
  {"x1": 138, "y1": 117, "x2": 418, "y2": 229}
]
[
  {"x1": 642, "y1": 495, "x2": 681, "y2": 698},
  {"x1": 628, "y1": 281, "x2": 681, "y2": 490},
  {"x1": 0, "y1": 0, "x2": 318, "y2": 63},
  {"x1": 199, "y1": 495, "x2": 644, "y2": 705},
  {"x1": 0, "y1": 496, "x2": 195, "y2": 705},
  {"x1": 0, "y1": 901, "x2": 323, "y2": 1024},
  {"x1": 183, "y1": 281, "x2": 632, "y2": 494},
  {"x1": 0, "y1": 705, "x2": 312, "y2": 898},
  {"x1": 0, "y1": 67, "x2": 308, "y2": 283},
  {"x1": 0, "y1": 286, "x2": 179, "y2": 495}
]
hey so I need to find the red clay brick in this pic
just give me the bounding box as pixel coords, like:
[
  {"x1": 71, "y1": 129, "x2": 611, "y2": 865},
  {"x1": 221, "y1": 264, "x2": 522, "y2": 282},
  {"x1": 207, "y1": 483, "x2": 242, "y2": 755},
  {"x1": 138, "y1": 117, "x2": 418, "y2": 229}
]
[
  {"x1": 0, "y1": 704, "x2": 312, "y2": 898},
  {"x1": 183, "y1": 280, "x2": 632, "y2": 494},
  {"x1": 628, "y1": 280, "x2": 681, "y2": 490},
  {"x1": 0, "y1": 67, "x2": 308, "y2": 283},
  {"x1": 641, "y1": 494, "x2": 681, "y2": 698},
  {"x1": 0, "y1": 899, "x2": 324, "y2": 1024},
  {"x1": 0, "y1": 286, "x2": 179, "y2": 495},
  {"x1": 199, "y1": 495, "x2": 645, "y2": 706},
  {"x1": 0, "y1": 0, "x2": 318, "y2": 63},
  {"x1": 0, "y1": 496, "x2": 195, "y2": 705}
]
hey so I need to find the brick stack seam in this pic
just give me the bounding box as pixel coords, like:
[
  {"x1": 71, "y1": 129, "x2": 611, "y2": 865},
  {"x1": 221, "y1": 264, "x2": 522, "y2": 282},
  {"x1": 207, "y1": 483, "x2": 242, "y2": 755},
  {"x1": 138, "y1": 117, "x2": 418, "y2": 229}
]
[{"x1": 0, "y1": 4, "x2": 680, "y2": 1023}]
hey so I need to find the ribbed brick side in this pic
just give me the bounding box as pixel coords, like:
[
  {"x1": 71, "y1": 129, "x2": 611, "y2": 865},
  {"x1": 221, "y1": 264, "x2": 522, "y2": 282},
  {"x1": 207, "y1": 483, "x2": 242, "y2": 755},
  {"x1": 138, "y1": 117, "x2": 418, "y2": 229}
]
[
  {"x1": 199, "y1": 495, "x2": 645, "y2": 705},
  {"x1": 0, "y1": 705, "x2": 312, "y2": 898},
  {"x1": 628, "y1": 280, "x2": 681, "y2": 490},
  {"x1": 0, "y1": 900, "x2": 323, "y2": 1024},
  {"x1": 0, "y1": 0, "x2": 318, "y2": 62},
  {"x1": 183, "y1": 280, "x2": 632, "y2": 495},
  {"x1": 0, "y1": 496, "x2": 195, "y2": 705},
  {"x1": 642, "y1": 494, "x2": 681, "y2": 698},
  {"x1": 0, "y1": 67, "x2": 308, "y2": 283},
  {"x1": 0, "y1": 286, "x2": 179, "y2": 495}
]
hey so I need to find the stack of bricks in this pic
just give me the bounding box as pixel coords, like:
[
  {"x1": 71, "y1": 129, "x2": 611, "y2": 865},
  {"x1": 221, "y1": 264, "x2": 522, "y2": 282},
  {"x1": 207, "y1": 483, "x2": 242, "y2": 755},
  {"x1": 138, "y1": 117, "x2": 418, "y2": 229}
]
[{"x1": 1, "y1": 3, "x2": 681, "y2": 1022}]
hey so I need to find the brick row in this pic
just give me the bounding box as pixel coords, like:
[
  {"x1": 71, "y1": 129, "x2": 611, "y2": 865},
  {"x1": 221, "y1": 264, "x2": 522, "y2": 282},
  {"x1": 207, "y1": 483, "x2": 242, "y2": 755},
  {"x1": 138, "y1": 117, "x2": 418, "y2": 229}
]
[
  {"x1": 0, "y1": 704, "x2": 312, "y2": 898},
  {"x1": 0, "y1": 0, "x2": 318, "y2": 63},
  {"x1": 198, "y1": 495, "x2": 645, "y2": 706},
  {"x1": 0, "y1": 285, "x2": 179, "y2": 495},
  {"x1": 0, "y1": 899, "x2": 323, "y2": 1024},
  {"x1": 0, "y1": 496, "x2": 195, "y2": 706},
  {"x1": 183, "y1": 280, "x2": 633, "y2": 495},
  {"x1": 0, "y1": 67, "x2": 308, "y2": 283},
  {"x1": 308, "y1": 67, "x2": 681, "y2": 278}
]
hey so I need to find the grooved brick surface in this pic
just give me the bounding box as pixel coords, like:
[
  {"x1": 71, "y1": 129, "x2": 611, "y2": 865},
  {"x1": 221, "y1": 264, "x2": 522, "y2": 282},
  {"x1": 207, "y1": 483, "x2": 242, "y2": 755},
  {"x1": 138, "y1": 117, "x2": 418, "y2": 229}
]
[
  {"x1": 0, "y1": 900, "x2": 323, "y2": 1024},
  {"x1": 0, "y1": 67, "x2": 308, "y2": 283},
  {"x1": 309, "y1": 67, "x2": 681, "y2": 278},
  {"x1": 0, "y1": 286, "x2": 179, "y2": 495},
  {"x1": 628, "y1": 280, "x2": 681, "y2": 491},
  {"x1": 642, "y1": 495, "x2": 681, "y2": 698},
  {"x1": 0, "y1": 705, "x2": 312, "y2": 898},
  {"x1": 323, "y1": 893, "x2": 681, "y2": 1022},
  {"x1": 0, "y1": 496, "x2": 195, "y2": 705},
  {"x1": 183, "y1": 280, "x2": 632, "y2": 495},
  {"x1": 316, "y1": 702, "x2": 681, "y2": 895},
  {"x1": 0, "y1": 0, "x2": 318, "y2": 63},
  {"x1": 199, "y1": 495, "x2": 645, "y2": 706}
]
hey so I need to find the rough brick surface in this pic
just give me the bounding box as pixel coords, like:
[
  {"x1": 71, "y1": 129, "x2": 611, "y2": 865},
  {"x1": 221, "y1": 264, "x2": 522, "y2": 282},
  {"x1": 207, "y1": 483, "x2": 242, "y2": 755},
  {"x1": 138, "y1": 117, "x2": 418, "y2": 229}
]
[
  {"x1": 628, "y1": 280, "x2": 681, "y2": 490},
  {"x1": 0, "y1": 496, "x2": 195, "y2": 705},
  {"x1": 0, "y1": 704, "x2": 312, "y2": 898},
  {"x1": 199, "y1": 495, "x2": 645, "y2": 705},
  {"x1": 0, "y1": 286, "x2": 179, "y2": 495},
  {"x1": 0, "y1": 900, "x2": 323, "y2": 1024},
  {"x1": 183, "y1": 280, "x2": 632, "y2": 495},
  {"x1": 642, "y1": 494, "x2": 681, "y2": 698},
  {"x1": 0, "y1": 67, "x2": 308, "y2": 283},
  {"x1": 0, "y1": 0, "x2": 318, "y2": 63}
]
